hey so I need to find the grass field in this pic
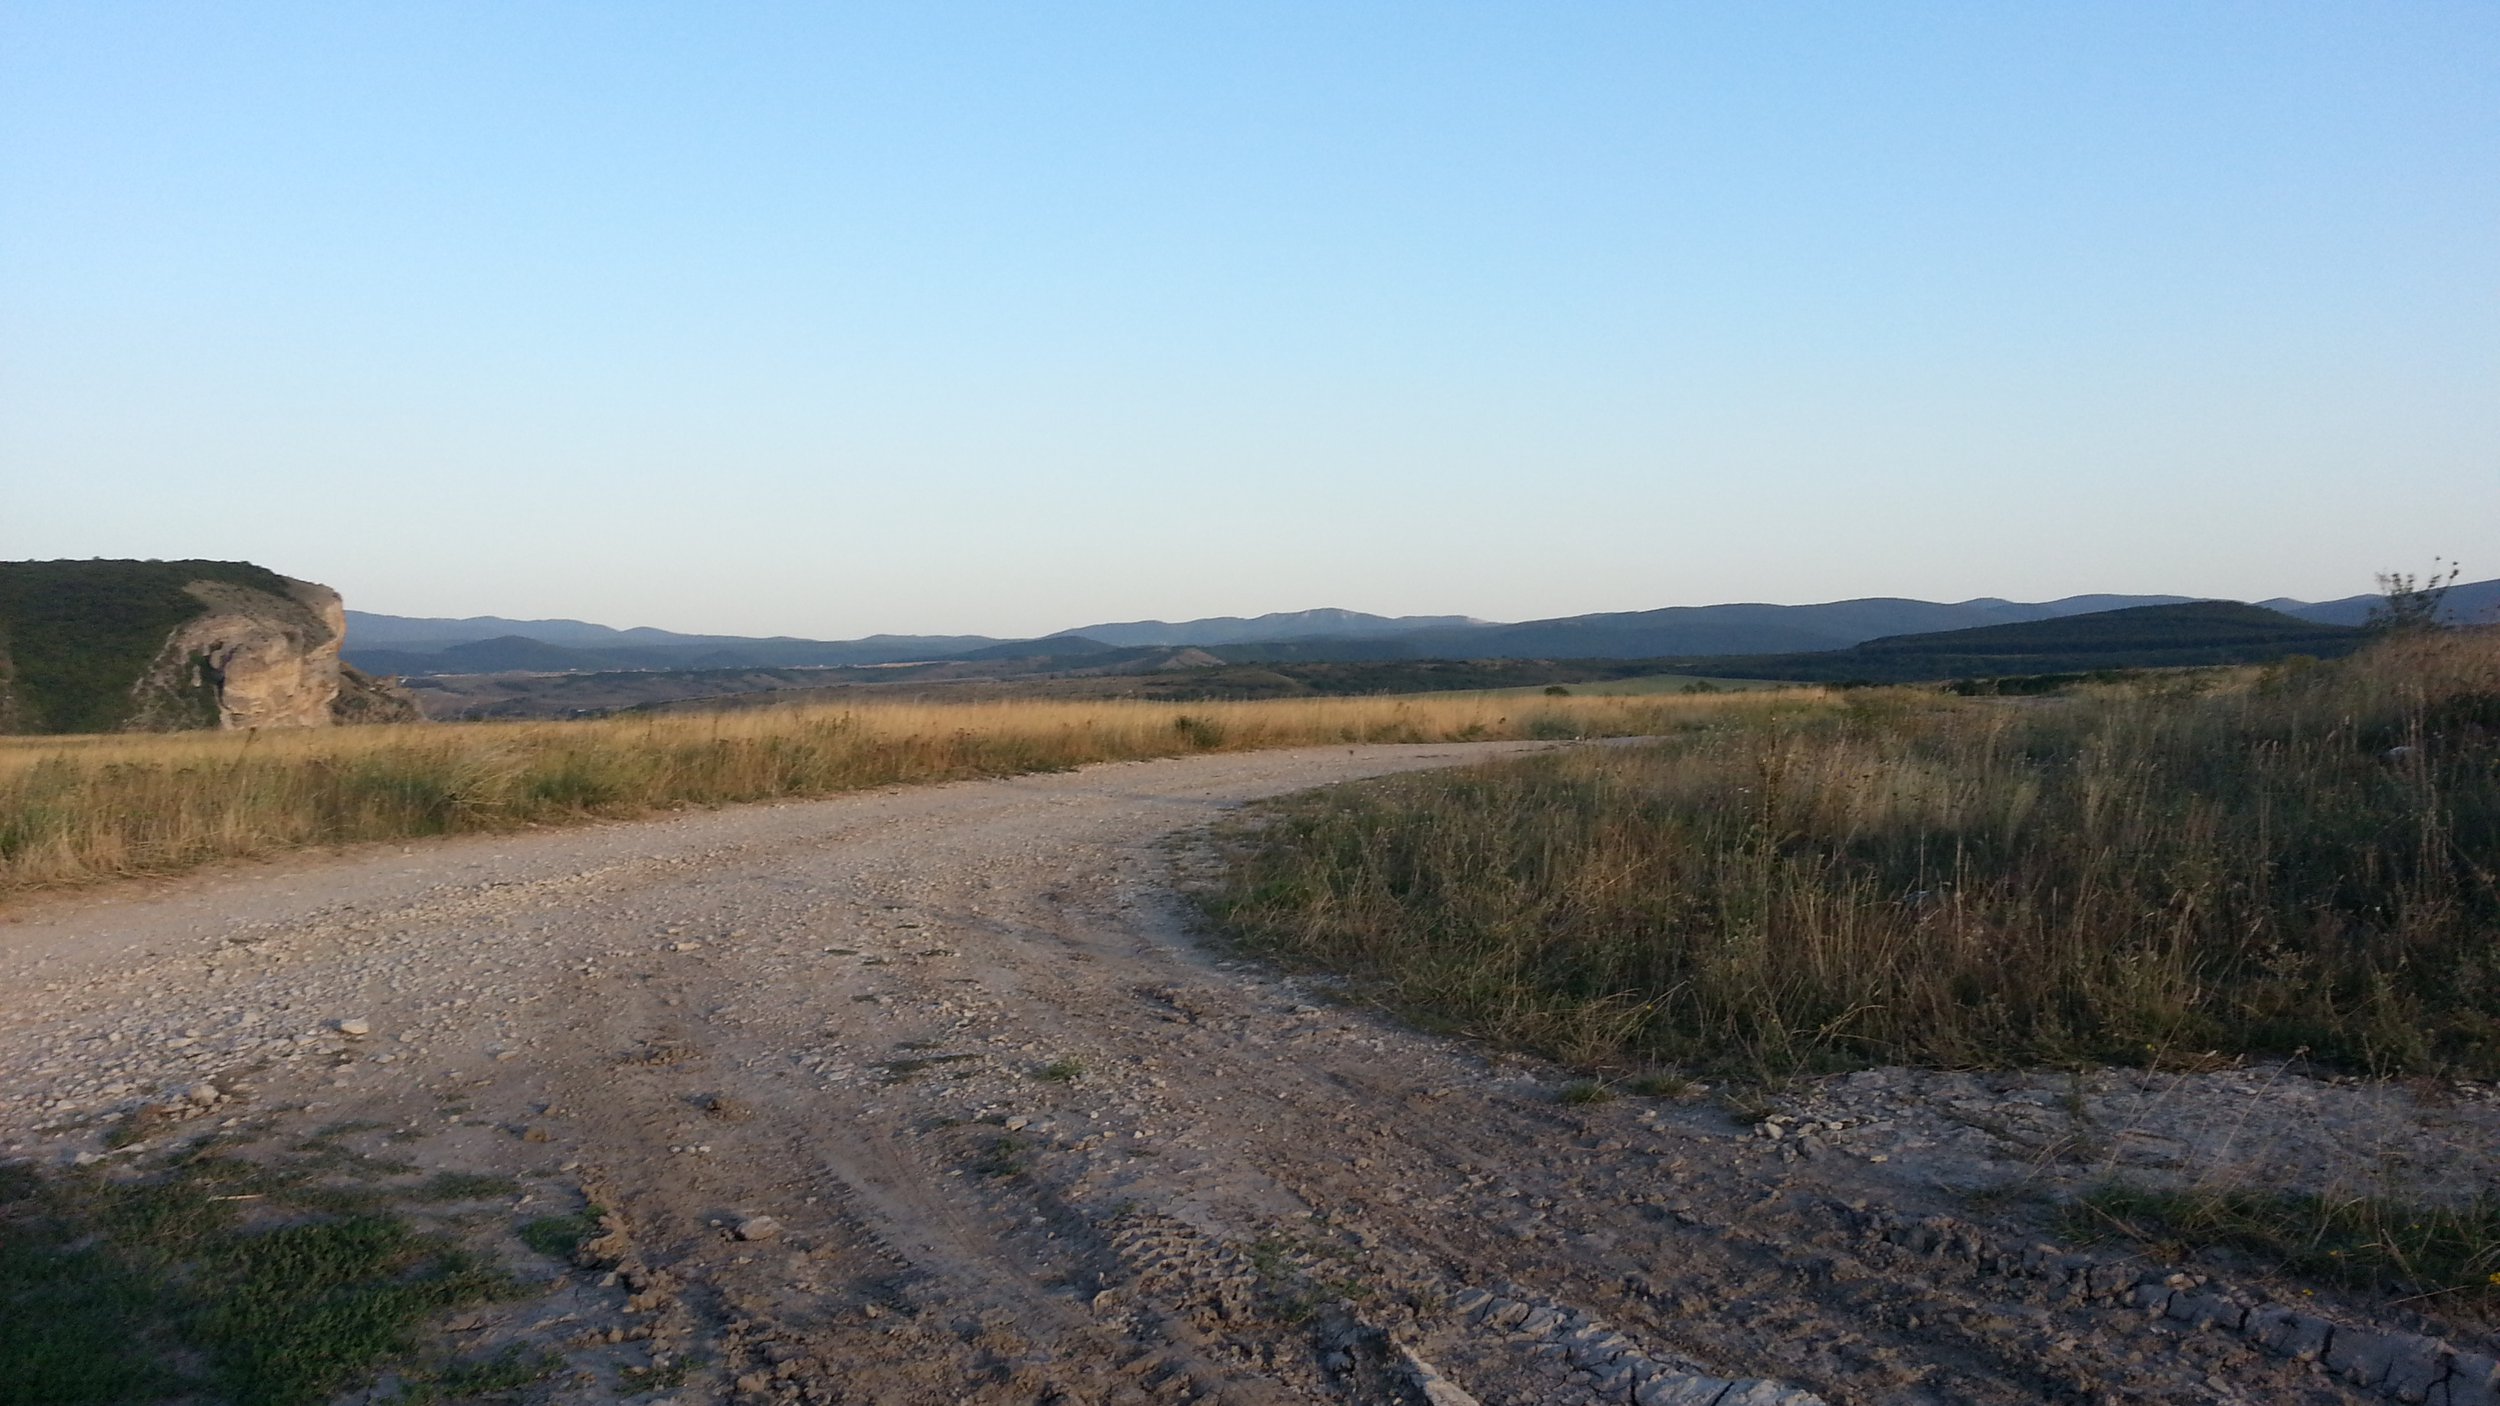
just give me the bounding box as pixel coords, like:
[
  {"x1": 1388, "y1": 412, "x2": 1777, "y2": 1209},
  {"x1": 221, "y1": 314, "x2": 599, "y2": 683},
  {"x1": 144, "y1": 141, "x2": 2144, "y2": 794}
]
[
  {"x1": 0, "y1": 688, "x2": 1807, "y2": 899},
  {"x1": 1204, "y1": 629, "x2": 2500, "y2": 1080}
]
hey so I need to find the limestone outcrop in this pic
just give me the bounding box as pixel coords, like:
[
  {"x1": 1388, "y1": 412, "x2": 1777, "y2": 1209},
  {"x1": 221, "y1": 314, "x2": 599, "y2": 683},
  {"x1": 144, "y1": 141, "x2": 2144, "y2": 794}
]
[
  {"x1": 0, "y1": 559, "x2": 420, "y2": 733},
  {"x1": 128, "y1": 578, "x2": 349, "y2": 729}
]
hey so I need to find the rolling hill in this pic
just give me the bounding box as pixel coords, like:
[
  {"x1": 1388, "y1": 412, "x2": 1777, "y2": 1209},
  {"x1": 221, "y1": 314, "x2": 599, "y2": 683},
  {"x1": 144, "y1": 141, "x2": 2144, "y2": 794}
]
[
  {"x1": 2266, "y1": 577, "x2": 2500, "y2": 628},
  {"x1": 1668, "y1": 601, "x2": 2363, "y2": 684},
  {"x1": 1049, "y1": 609, "x2": 1482, "y2": 648},
  {"x1": 340, "y1": 593, "x2": 2196, "y2": 675}
]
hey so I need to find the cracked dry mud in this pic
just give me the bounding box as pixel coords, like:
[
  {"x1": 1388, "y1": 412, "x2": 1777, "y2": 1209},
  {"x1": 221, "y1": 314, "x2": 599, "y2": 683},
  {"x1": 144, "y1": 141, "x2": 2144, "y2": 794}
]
[{"x1": 5, "y1": 742, "x2": 2496, "y2": 1406}]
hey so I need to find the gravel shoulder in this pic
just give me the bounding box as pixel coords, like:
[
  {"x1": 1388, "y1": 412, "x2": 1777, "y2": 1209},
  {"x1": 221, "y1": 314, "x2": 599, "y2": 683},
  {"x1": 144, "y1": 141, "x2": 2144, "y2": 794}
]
[{"x1": 3, "y1": 741, "x2": 2494, "y2": 1406}]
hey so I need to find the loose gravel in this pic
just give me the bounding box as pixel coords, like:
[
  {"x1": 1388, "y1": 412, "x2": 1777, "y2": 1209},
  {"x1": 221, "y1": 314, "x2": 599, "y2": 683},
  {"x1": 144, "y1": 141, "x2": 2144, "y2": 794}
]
[{"x1": 1, "y1": 740, "x2": 2490, "y2": 1405}]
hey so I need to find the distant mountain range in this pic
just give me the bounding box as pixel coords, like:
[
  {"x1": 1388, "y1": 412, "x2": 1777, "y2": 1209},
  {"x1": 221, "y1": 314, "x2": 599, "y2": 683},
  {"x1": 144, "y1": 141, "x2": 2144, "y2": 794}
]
[
  {"x1": 342, "y1": 618, "x2": 1003, "y2": 675},
  {"x1": 1676, "y1": 601, "x2": 2365, "y2": 685},
  {"x1": 1049, "y1": 608, "x2": 1483, "y2": 648},
  {"x1": 342, "y1": 579, "x2": 2500, "y2": 678},
  {"x1": 2257, "y1": 578, "x2": 2500, "y2": 628}
]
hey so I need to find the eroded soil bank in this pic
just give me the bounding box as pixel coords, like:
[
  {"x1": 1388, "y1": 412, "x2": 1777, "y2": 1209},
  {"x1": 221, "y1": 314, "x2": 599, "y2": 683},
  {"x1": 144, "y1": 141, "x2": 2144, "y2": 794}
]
[{"x1": 3, "y1": 742, "x2": 2493, "y2": 1405}]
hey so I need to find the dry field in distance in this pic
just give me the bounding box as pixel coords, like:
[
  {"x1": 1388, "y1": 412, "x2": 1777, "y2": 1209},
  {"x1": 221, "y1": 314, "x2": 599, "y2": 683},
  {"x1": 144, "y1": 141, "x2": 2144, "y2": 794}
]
[{"x1": 0, "y1": 688, "x2": 1809, "y2": 898}]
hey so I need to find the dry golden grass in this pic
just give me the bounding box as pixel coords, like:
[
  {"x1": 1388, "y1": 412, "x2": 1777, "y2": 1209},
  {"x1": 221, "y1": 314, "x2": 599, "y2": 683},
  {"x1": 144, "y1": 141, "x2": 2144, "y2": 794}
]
[
  {"x1": 0, "y1": 688, "x2": 1810, "y2": 898},
  {"x1": 1205, "y1": 631, "x2": 2500, "y2": 1078}
]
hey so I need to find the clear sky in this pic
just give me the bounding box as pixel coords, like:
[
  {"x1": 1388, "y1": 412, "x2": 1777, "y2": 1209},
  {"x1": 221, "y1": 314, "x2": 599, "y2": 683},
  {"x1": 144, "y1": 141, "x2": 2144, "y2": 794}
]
[{"x1": 5, "y1": 3, "x2": 2495, "y2": 638}]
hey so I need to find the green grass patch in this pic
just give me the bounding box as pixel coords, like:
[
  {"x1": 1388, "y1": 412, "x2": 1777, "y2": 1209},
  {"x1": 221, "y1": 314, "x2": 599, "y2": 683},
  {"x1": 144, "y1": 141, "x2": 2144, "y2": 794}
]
[
  {"x1": 410, "y1": 1171, "x2": 521, "y2": 1202},
  {"x1": 0, "y1": 1163, "x2": 184, "y2": 1405},
  {"x1": 2061, "y1": 1184, "x2": 2500, "y2": 1312},
  {"x1": 516, "y1": 1207, "x2": 605, "y2": 1262},
  {"x1": 973, "y1": 1135, "x2": 1031, "y2": 1179},
  {"x1": 1243, "y1": 1232, "x2": 1371, "y2": 1324},
  {"x1": 1125, "y1": 657, "x2": 1784, "y2": 701},
  {"x1": 1033, "y1": 1057, "x2": 1086, "y2": 1083},
  {"x1": 0, "y1": 1155, "x2": 521, "y2": 1406}
]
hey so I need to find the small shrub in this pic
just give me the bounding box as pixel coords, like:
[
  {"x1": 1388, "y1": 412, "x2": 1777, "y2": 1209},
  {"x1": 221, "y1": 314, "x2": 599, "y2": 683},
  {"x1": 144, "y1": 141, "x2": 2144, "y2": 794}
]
[
  {"x1": 974, "y1": 1136, "x2": 1030, "y2": 1179},
  {"x1": 517, "y1": 1208, "x2": 605, "y2": 1262},
  {"x1": 1172, "y1": 714, "x2": 1227, "y2": 749},
  {"x1": 2368, "y1": 559, "x2": 2463, "y2": 633}
]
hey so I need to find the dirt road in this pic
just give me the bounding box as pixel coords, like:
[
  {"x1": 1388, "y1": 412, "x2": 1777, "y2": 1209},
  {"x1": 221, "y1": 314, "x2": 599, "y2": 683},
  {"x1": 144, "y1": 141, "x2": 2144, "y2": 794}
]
[{"x1": 3, "y1": 743, "x2": 2490, "y2": 1406}]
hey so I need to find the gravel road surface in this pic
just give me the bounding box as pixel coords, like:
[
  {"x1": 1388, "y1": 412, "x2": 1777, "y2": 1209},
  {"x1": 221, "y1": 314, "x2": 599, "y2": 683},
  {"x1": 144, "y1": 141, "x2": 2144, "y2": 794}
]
[{"x1": 4, "y1": 742, "x2": 2492, "y2": 1406}]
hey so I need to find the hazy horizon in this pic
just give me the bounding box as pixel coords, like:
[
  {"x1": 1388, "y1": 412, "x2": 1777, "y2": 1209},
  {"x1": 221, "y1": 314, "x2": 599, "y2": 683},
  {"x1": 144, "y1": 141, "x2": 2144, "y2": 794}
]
[
  {"x1": 337, "y1": 582, "x2": 2426, "y2": 646},
  {"x1": 7, "y1": 4, "x2": 2494, "y2": 638}
]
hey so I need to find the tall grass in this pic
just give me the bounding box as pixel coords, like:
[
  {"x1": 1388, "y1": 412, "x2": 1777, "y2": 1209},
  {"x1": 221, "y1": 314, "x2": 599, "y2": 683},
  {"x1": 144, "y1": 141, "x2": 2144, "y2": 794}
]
[
  {"x1": 2060, "y1": 1183, "x2": 2500, "y2": 1316},
  {"x1": 1205, "y1": 632, "x2": 2500, "y2": 1077},
  {"x1": 0, "y1": 690, "x2": 1789, "y2": 899}
]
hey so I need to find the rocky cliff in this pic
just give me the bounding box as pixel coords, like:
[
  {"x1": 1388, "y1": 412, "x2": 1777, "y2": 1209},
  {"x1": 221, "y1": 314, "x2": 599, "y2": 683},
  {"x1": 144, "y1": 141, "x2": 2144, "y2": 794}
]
[{"x1": 0, "y1": 560, "x2": 419, "y2": 733}]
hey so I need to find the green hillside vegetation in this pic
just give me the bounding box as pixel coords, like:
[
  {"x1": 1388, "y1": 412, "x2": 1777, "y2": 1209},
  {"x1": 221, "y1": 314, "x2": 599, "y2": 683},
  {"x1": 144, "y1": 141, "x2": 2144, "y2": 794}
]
[
  {"x1": 1142, "y1": 605, "x2": 2350, "y2": 699},
  {"x1": 1672, "y1": 601, "x2": 2360, "y2": 685},
  {"x1": 1126, "y1": 658, "x2": 1753, "y2": 700},
  {"x1": 0, "y1": 560, "x2": 296, "y2": 733},
  {"x1": 1464, "y1": 672, "x2": 1785, "y2": 699}
]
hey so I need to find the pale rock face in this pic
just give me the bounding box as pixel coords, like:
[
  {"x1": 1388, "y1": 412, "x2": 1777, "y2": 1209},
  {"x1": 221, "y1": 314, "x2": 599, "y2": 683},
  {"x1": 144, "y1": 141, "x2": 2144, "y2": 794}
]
[{"x1": 131, "y1": 578, "x2": 347, "y2": 730}]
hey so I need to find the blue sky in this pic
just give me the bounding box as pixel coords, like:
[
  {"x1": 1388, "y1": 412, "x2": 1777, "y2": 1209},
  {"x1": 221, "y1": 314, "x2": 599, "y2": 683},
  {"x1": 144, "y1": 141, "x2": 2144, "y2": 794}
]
[{"x1": 5, "y1": 3, "x2": 2494, "y2": 637}]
